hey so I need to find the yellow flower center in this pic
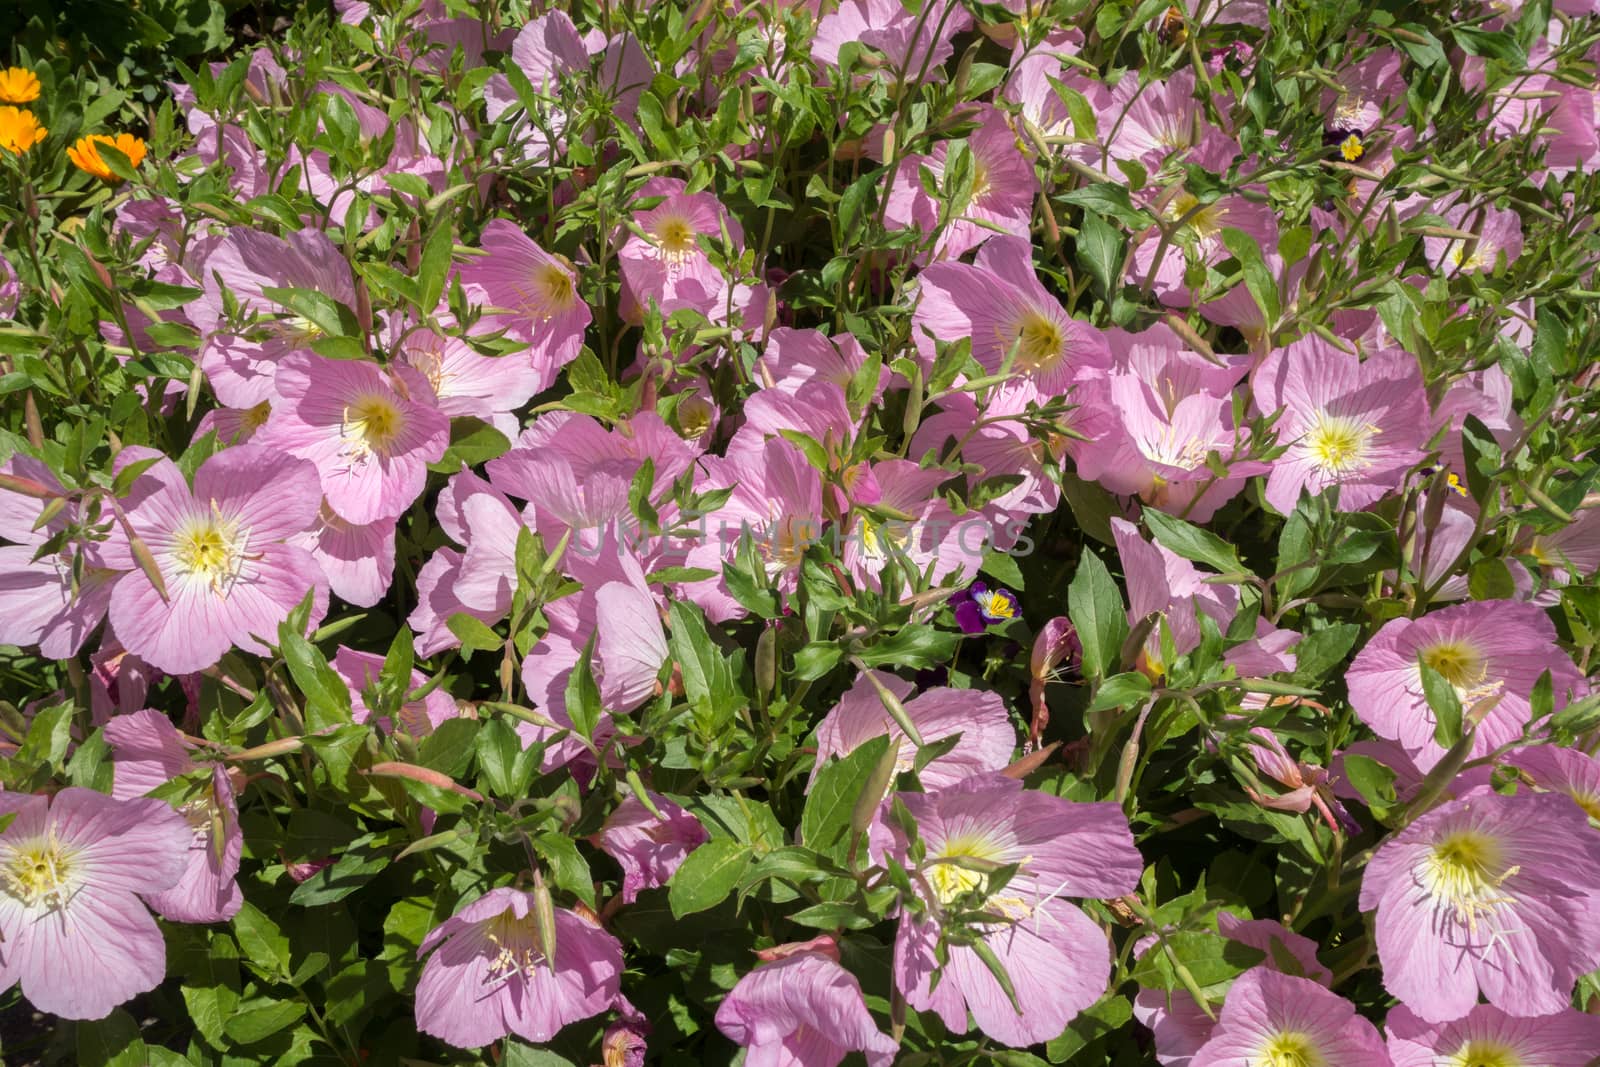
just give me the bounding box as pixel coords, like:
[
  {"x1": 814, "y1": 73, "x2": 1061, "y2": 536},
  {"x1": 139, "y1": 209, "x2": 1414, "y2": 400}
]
[
  {"x1": 1304, "y1": 413, "x2": 1377, "y2": 475},
  {"x1": 341, "y1": 394, "x2": 403, "y2": 462},
  {"x1": 1259, "y1": 1033, "x2": 1323, "y2": 1067},
  {"x1": 173, "y1": 508, "x2": 250, "y2": 595},
  {"x1": 1419, "y1": 641, "x2": 1485, "y2": 689},
  {"x1": 1166, "y1": 192, "x2": 1223, "y2": 242},
  {"x1": 1447, "y1": 1039, "x2": 1524, "y2": 1067},
  {"x1": 1013, "y1": 310, "x2": 1064, "y2": 372},
  {"x1": 2, "y1": 834, "x2": 77, "y2": 910},
  {"x1": 1423, "y1": 829, "x2": 1517, "y2": 926},
  {"x1": 242, "y1": 401, "x2": 272, "y2": 432},
  {"x1": 483, "y1": 910, "x2": 547, "y2": 984},
  {"x1": 534, "y1": 262, "x2": 576, "y2": 314},
  {"x1": 928, "y1": 834, "x2": 1006, "y2": 905},
  {"x1": 1339, "y1": 133, "x2": 1365, "y2": 162},
  {"x1": 654, "y1": 215, "x2": 699, "y2": 259}
]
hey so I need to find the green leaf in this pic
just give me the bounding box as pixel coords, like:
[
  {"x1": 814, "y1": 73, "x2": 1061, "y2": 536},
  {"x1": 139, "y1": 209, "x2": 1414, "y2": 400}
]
[
  {"x1": 447, "y1": 612, "x2": 502, "y2": 653},
  {"x1": 428, "y1": 417, "x2": 511, "y2": 473},
  {"x1": 1045, "y1": 993, "x2": 1134, "y2": 1062},
  {"x1": 223, "y1": 1000, "x2": 308, "y2": 1044},
  {"x1": 535, "y1": 830, "x2": 596, "y2": 909},
  {"x1": 1419, "y1": 658, "x2": 1464, "y2": 748},
  {"x1": 1068, "y1": 549, "x2": 1128, "y2": 679},
  {"x1": 1143, "y1": 508, "x2": 1247, "y2": 577},
  {"x1": 802, "y1": 734, "x2": 891, "y2": 860},
  {"x1": 1467, "y1": 557, "x2": 1516, "y2": 601},
  {"x1": 289, "y1": 835, "x2": 390, "y2": 906},
  {"x1": 1075, "y1": 209, "x2": 1122, "y2": 294},
  {"x1": 278, "y1": 627, "x2": 352, "y2": 730},
  {"x1": 75, "y1": 1010, "x2": 148, "y2": 1067},
  {"x1": 1221, "y1": 226, "x2": 1280, "y2": 326},
  {"x1": 853, "y1": 624, "x2": 960, "y2": 670},
  {"x1": 1088, "y1": 671, "x2": 1152, "y2": 712},
  {"x1": 419, "y1": 717, "x2": 478, "y2": 777},
  {"x1": 668, "y1": 837, "x2": 752, "y2": 918},
  {"x1": 16, "y1": 700, "x2": 74, "y2": 770},
  {"x1": 1130, "y1": 931, "x2": 1265, "y2": 998},
  {"x1": 233, "y1": 900, "x2": 292, "y2": 979},
  {"x1": 260, "y1": 286, "x2": 361, "y2": 337},
  {"x1": 503, "y1": 1043, "x2": 580, "y2": 1067},
  {"x1": 1341, "y1": 754, "x2": 1397, "y2": 819},
  {"x1": 565, "y1": 636, "x2": 602, "y2": 740}
]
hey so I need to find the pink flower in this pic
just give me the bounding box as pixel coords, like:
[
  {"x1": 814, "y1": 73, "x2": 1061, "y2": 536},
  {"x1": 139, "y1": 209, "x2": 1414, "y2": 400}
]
[
  {"x1": 458, "y1": 220, "x2": 590, "y2": 386},
  {"x1": 260, "y1": 353, "x2": 450, "y2": 525},
  {"x1": 874, "y1": 774, "x2": 1143, "y2": 1046},
  {"x1": 714, "y1": 946, "x2": 899, "y2": 1067},
  {"x1": 396, "y1": 326, "x2": 548, "y2": 437},
  {"x1": 1508, "y1": 743, "x2": 1600, "y2": 821},
  {"x1": 104, "y1": 709, "x2": 243, "y2": 923},
  {"x1": 812, "y1": 0, "x2": 970, "y2": 76},
  {"x1": 1359, "y1": 789, "x2": 1600, "y2": 1022},
  {"x1": 914, "y1": 235, "x2": 1110, "y2": 397},
  {"x1": 1386, "y1": 1002, "x2": 1600, "y2": 1067},
  {"x1": 294, "y1": 505, "x2": 397, "y2": 608},
  {"x1": 1188, "y1": 967, "x2": 1388, "y2": 1066},
  {"x1": 1252, "y1": 336, "x2": 1429, "y2": 514},
  {"x1": 333, "y1": 647, "x2": 458, "y2": 737},
  {"x1": 192, "y1": 227, "x2": 357, "y2": 409},
  {"x1": 1244, "y1": 728, "x2": 1359, "y2": 834},
  {"x1": 811, "y1": 671, "x2": 1015, "y2": 791},
  {"x1": 1133, "y1": 915, "x2": 1331, "y2": 1066},
  {"x1": 105, "y1": 446, "x2": 328, "y2": 675},
  {"x1": 1346, "y1": 600, "x2": 1585, "y2": 770},
  {"x1": 882, "y1": 106, "x2": 1038, "y2": 260},
  {"x1": 414, "y1": 887, "x2": 624, "y2": 1048},
  {"x1": 0, "y1": 787, "x2": 192, "y2": 1019},
  {"x1": 617, "y1": 177, "x2": 743, "y2": 325},
  {"x1": 595, "y1": 792, "x2": 708, "y2": 904},
  {"x1": 0, "y1": 454, "x2": 117, "y2": 658}
]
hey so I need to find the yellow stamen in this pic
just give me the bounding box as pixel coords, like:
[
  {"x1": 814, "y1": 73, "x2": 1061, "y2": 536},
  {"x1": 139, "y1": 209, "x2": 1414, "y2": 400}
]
[
  {"x1": 1303, "y1": 413, "x2": 1378, "y2": 475},
  {"x1": 1445, "y1": 1038, "x2": 1522, "y2": 1067},
  {"x1": 2, "y1": 832, "x2": 77, "y2": 910},
  {"x1": 173, "y1": 505, "x2": 251, "y2": 595},
  {"x1": 1260, "y1": 1032, "x2": 1324, "y2": 1067},
  {"x1": 341, "y1": 394, "x2": 403, "y2": 462},
  {"x1": 1422, "y1": 828, "x2": 1517, "y2": 930},
  {"x1": 1339, "y1": 133, "x2": 1365, "y2": 162}
]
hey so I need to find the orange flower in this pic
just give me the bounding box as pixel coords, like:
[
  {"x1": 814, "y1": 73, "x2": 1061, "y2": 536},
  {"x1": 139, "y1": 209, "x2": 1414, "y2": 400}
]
[
  {"x1": 0, "y1": 106, "x2": 47, "y2": 155},
  {"x1": 0, "y1": 68, "x2": 40, "y2": 105},
  {"x1": 67, "y1": 133, "x2": 148, "y2": 181}
]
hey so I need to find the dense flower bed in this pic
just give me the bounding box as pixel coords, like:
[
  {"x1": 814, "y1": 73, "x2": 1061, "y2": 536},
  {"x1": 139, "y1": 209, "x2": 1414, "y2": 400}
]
[{"x1": 3, "y1": 0, "x2": 1600, "y2": 1064}]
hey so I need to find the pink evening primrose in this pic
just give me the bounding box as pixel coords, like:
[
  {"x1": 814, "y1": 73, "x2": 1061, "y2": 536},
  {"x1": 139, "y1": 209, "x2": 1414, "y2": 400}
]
[
  {"x1": 1359, "y1": 789, "x2": 1600, "y2": 1022},
  {"x1": 714, "y1": 943, "x2": 899, "y2": 1067},
  {"x1": 414, "y1": 887, "x2": 624, "y2": 1049},
  {"x1": 594, "y1": 791, "x2": 709, "y2": 905},
  {"x1": 874, "y1": 774, "x2": 1143, "y2": 1047},
  {"x1": 1188, "y1": 967, "x2": 1389, "y2": 1067},
  {"x1": 105, "y1": 445, "x2": 329, "y2": 676},
  {"x1": 1133, "y1": 915, "x2": 1332, "y2": 1067},
  {"x1": 914, "y1": 234, "x2": 1111, "y2": 397},
  {"x1": 617, "y1": 177, "x2": 743, "y2": 325},
  {"x1": 1345, "y1": 600, "x2": 1585, "y2": 771},
  {"x1": 260, "y1": 352, "x2": 450, "y2": 525},
  {"x1": 810, "y1": 670, "x2": 1016, "y2": 792},
  {"x1": 104, "y1": 708, "x2": 244, "y2": 924},
  {"x1": 458, "y1": 219, "x2": 590, "y2": 388},
  {"x1": 1385, "y1": 1002, "x2": 1600, "y2": 1067},
  {"x1": 0, "y1": 787, "x2": 192, "y2": 1020},
  {"x1": 0, "y1": 453, "x2": 117, "y2": 659},
  {"x1": 1251, "y1": 336, "x2": 1429, "y2": 515}
]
